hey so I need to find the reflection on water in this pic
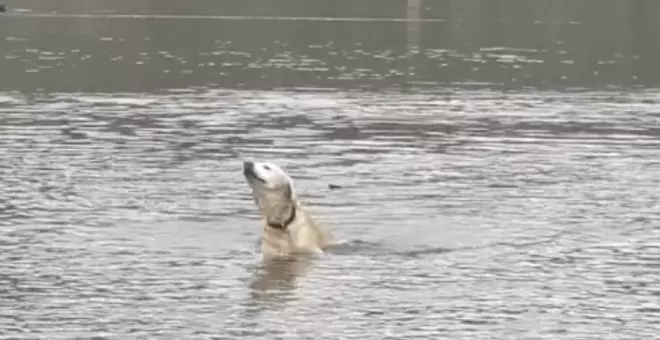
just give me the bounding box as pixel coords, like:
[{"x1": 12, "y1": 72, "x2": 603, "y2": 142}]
[
  {"x1": 248, "y1": 256, "x2": 317, "y2": 308},
  {"x1": 2, "y1": 0, "x2": 660, "y2": 339}
]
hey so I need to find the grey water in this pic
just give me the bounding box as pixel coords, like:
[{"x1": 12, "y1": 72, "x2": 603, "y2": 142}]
[{"x1": 1, "y1": 0, "x2": 660, "y2": 339}]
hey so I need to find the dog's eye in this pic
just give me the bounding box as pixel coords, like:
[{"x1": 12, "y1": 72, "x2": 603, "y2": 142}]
[{"x1": 263, "y1": 165, "x2": 270, "y2": 170}]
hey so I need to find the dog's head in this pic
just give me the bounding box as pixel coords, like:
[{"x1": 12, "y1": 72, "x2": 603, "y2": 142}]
[{"x1": 243, "y1": 160, "x2": 297, "y2": 229}]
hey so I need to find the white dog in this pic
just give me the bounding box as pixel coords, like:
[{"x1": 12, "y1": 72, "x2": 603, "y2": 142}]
[{"x1": 242, "y1": 160, "x2": 333, "y2": 259}]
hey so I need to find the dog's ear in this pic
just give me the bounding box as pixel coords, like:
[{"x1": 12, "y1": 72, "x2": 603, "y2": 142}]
[{"x1": 284, "y1": 183, "x2": 294, "y2": 200}]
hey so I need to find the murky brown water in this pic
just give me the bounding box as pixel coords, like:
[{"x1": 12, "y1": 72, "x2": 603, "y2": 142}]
[
  {"x1": 2, "y1": 1, "x2": 660, "y2": 339},
  {"x1": 3, "y1": 89, "x2": 660, "y2": 339}
]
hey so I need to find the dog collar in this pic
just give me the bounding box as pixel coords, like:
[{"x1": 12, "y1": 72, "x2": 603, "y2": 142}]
[{"x1": 267, "y1": 207, "x2": 296, "y2": 229}]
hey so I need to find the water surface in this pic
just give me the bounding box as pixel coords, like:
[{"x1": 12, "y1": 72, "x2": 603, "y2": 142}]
[{"x1": 2, "y1": 0, "x2": 660, "y2": 339}]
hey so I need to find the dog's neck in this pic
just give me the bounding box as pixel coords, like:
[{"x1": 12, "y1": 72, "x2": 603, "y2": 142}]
[
  {"x1": 253, "y1": 189, "x2": 297, "y2": 230},
  {"x1": 266, "y1": 205, "x2": 296, "y2": 229}
]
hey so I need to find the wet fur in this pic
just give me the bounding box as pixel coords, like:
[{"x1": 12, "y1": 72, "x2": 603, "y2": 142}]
[{"x1": 243, "y1": 161, "x2": 333, "y2": 259}]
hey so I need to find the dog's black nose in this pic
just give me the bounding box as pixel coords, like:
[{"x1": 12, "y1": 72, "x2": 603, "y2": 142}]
[{"x1": 243, "y1": 161, "x2": 254, "y2": 172}]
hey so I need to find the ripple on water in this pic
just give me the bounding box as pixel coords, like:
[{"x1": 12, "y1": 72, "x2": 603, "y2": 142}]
[{"x1": 1, "y1": 88, "x2": 660, "y2": 339}]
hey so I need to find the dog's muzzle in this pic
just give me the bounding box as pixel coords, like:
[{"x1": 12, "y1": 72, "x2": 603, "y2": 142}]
[{"x1": 243, "y1": 161, "x2": 266, "y2": 183}]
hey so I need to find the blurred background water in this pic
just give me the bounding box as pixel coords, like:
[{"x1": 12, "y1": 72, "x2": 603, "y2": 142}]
[{"x1": 1, "y1": 0, "x2": 659, "y2": 339}]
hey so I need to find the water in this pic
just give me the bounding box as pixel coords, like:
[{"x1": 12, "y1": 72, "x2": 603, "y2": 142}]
[{"x1": 2, "y1": 1, "x2": 660, "y2": 339}]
